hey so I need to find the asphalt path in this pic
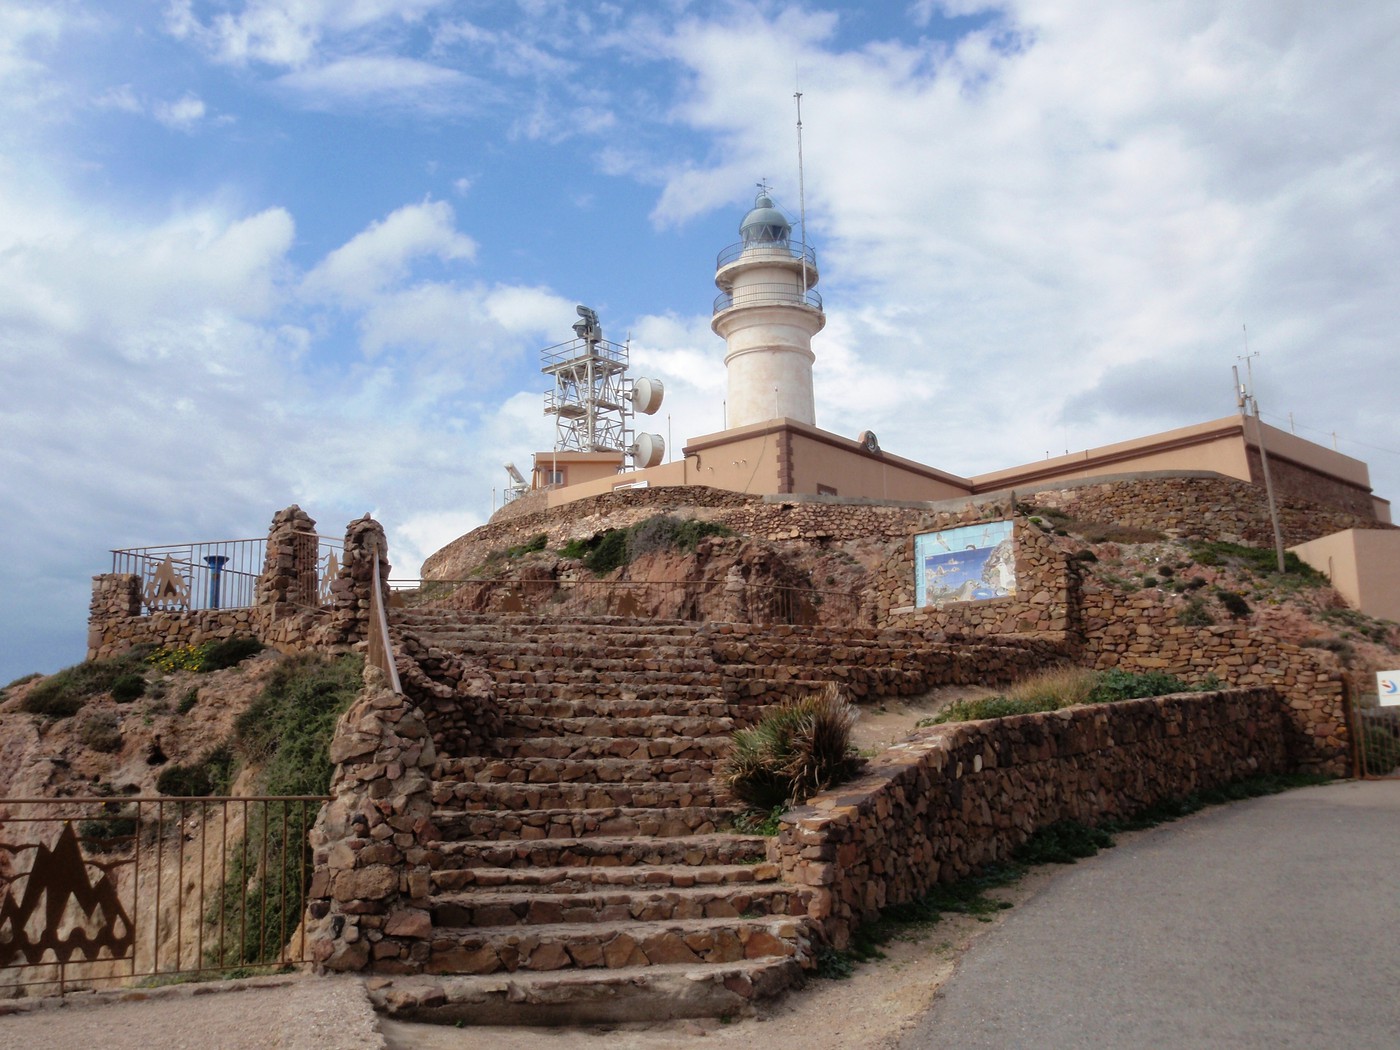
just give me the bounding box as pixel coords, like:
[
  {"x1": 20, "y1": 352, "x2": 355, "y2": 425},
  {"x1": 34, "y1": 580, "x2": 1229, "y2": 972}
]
[{"x1": 897, "y1": 780, "x2": 1400, "y2": 1050}]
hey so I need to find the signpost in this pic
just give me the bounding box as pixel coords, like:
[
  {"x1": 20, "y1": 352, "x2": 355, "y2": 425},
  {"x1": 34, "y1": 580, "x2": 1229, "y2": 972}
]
[{"x1": 1377, "y1": 670, "x2": 1400, "y2": 706}]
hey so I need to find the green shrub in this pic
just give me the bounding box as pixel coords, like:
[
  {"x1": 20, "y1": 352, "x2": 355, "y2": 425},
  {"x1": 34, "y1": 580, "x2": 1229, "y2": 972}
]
[
  {"x1": 79, "y1": 812, "x2": 138, "y2": 850},
  {"x1": 177, "y1": 687, "x2": 200, "y2": 714},
  {"x1": 77, "y1": 710, "x2": 123, "y2": 753},
  {"x1": 722, "y1": 684, "x2": 862, "y2": 809},
  {"x1": 563, "y1": 515, "x2": 736, "y2": 575},
  {"x1": 505, "y1": 533, "x2": 548, "y2": 558},
  {"x1": 200, "y1": 636, "x2": 265, "y2": 672},
  {"x1": 148, "y1": 644, "x2": 207, "y2": 673},
  {"x1": 1087, "y1": 668, "x2": 1193, "y2": 703},
  {"x1": 1214, "y1": 589, "x2": 1251, "y2": 619},
  {"x1": 1189, "y1": 540, "x2": 1324, "y2": 581},
  {"x1": 111, "y1": 673, "x2": 147, "y2": 703},
  {"x1": 156, "y1": 743, "x2": 236, "y2": 797},
  {"x1": 20, "y1": 651, "x2": 149, "y2": 718},
  {"x1": 235, "y1": 653, "x2": 362, "y2": 796},
  {"x1": 1014, "y1": 820, "x2": 1114, "y2": 864},
  {"x1": 1181, "y1": 599, "x2": 1215, "y2": 624}
]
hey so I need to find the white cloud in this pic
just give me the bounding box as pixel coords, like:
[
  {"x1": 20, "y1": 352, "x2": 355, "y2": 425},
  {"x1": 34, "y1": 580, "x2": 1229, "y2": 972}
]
[
  {"x1": 276, "y1": 55, "x2": 468, "y2": 107},
  {"x1": 303, "y1": 200, "x2": 476, "y2": 301},
  {"x1": 153, "y1": 91, "x2": 207, "y2": 131},
  {"x1": 166, "y1": 0, "x2": 453, "y2": 69}
]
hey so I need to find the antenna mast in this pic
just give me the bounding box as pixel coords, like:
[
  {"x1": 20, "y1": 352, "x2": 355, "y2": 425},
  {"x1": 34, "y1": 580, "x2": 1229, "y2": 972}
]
[
  {"x1": 1236, "y1": 326, "x2": 1287, "y2": 573},
  {"x1": 795, "y1": 83, "x2": 809, "y2": 295}
]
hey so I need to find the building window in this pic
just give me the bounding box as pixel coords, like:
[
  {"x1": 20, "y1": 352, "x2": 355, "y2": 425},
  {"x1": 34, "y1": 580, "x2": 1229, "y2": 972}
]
[
  {"x1": 541, "y1": 469, "x2": 565, "y2": 486},
  {"x1": 817, "y1": 484, "x2": 838, "y2": 496}
]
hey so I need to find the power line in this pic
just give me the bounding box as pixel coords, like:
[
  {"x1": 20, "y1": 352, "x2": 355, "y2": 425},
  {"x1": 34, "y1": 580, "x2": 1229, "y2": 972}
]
[{"x1": 1260, "y1": 412, "x2": 1400, "y2": 459}]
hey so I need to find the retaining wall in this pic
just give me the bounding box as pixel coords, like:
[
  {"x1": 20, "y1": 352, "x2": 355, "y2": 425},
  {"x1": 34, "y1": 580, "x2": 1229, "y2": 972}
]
[{"x1": 777, "y1": 687, "x2": 1288, "y2": 950}]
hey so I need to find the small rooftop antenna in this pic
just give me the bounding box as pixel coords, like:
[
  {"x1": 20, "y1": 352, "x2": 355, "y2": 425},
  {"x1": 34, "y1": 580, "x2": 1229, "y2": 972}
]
[
  {"x1": 795, "y1": 79, "x2": 810, "y2": 295},
  {"x1": 1235, "y1": 325, "x2": 1286, "y2": 573}
]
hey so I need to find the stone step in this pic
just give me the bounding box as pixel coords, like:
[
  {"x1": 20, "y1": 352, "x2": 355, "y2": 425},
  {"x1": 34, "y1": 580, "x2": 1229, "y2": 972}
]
[
  {"x1": 498, "y1": 714, "x2": 734, "y2": 740},
  {"x1": 495, "y1": 692, "x2": 734, "y2": 719},
  {"x1": 495, "y1": 734, "x2": 731, "y2": 763},
  {"x1": 433, "y1": 780, "x2": 732, "y2": 812},
  {"x1": 423, "y1": 915, "x2": 810, "y2": 976},
  {"x1": 484, "y1": 656, "x2": 720, "y2": 676},
  {"x1": 421, "y1": 636, "x2": 713, "y2": 658},
  {"x1": 430, "y1": 861, "x2": 781, "y2": 895},
  {"x1": 432, "y1": 805, "x2": 737, "y2": 841},
  {"x1": 434, "y1": 755, "x2": 719, "y2": 786},
  {"x1": 426, "y1": 833, "x2": 770, "y2": 873},
  {"x1": 367, "y1": 958, "x2": 806, "y2": 1025},
  {"x1": 430, "y1": 882, "x2": 810, "y2": 929}
]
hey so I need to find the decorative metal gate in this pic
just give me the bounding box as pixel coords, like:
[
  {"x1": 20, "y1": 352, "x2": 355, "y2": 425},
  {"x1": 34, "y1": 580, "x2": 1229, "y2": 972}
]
[
  {"x1": 0, "y1": 796, "x2": 326, "y2": 994},
  {"x1": 1353, "y1": 706, "x2": 1400, "y2": 779}
]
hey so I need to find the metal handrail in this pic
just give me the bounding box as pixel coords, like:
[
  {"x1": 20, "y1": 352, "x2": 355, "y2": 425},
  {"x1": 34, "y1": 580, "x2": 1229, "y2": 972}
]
[
  {"x1": 713, "y1": 284, "x2": 823, "y2": 314},
  {"x1": 368, "y1": 552, "x2": 403, "y2": 694},
  {"x1": 716, "y1": 240, "x2": 817, "y2": 269}
]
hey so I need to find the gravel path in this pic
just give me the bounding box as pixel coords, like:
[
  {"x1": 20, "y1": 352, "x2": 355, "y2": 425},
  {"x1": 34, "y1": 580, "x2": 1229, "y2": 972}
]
[{"x1": 0, "y1": 975, "x2": 384, "y2": 1050}]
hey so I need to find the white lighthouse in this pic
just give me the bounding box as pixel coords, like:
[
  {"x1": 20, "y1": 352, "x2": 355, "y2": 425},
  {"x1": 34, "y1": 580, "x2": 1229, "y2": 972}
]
[{"x1": 711, "y1": 189, "x2": 825, "y2": 429}]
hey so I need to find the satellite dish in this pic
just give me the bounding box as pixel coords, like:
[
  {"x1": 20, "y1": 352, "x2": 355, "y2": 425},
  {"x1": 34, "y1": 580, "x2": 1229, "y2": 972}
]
[
  {"x1": 859, "y1": 430, "x2": 881, "y2": 454},
  {"x1": 630, "y1": 377, "x2": 665, "y2": 415},
  {"x1": 633, "y1": 433, "x2": 665, "y2": 468}
]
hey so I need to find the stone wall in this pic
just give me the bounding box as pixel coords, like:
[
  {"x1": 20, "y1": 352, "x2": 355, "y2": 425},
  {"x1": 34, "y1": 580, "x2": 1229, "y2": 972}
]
[
  {"x1": 872, "y1": 515, "x2": 1077, "y2": 636},
  {"x1": 1024, "y1": 474, "x2": 1387, "y2": 548},
  {"x1": 1077, "y1": 578, "x2": 1349, "y2": 774},
  {"x1": 778, "y1": 687, "x2": 1288, "y2": 950},
  {"x1": 305, "y1": 670, "x2": 439, "y2": 973},
  {"x1": 86, "y1": 506, "x2": 388, "y2": 664},
  {"x1": 704, "y1": 623, "x2": 1072, "y2": 710},
  {"x1": 393, "y1": 629, "x2": 503, "y2": 757}
]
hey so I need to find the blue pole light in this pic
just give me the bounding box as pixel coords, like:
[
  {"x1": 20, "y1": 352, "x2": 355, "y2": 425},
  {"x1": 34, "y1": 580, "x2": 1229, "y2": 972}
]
[{"x1": 204, "y1": 555, "x2": 230, "y2": 609}]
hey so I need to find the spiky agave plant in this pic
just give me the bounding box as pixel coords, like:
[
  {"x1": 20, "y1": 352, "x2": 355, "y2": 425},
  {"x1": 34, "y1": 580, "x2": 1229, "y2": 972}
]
[{"x1": 722, "y1": 683, "x2": 862, "y2": 809}]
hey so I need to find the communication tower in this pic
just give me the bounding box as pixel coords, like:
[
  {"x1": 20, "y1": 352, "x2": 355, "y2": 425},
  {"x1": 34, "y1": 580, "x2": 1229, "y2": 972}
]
[{"x1": 539, "y1": 305, "x2": 666, "y2": 468}]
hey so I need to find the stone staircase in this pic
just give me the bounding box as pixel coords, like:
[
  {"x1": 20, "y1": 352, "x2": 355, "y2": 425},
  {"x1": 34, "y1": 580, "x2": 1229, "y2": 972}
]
[{"x1": 388, "y1": 609, "x2": 816, "y2": 1024}]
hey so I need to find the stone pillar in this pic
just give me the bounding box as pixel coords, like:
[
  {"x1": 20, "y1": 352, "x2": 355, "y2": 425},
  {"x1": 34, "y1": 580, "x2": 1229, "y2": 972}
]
[
  {"x1": 305, "y1": 668, "x2": 438, "y2": 974},
  {"x1": 333, "y1": 515, "x2": 390, "y2": 649},
  {"x1": 256, "y1": 505, "x2": 320, "y2": 610},
  {"x1": 86, "y1": 573, "x2": 142, "y2": 659}
]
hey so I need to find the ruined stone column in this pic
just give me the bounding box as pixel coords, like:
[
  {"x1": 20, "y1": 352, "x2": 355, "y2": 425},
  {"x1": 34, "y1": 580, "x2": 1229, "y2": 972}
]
[
  {"x1": 256, "y1": 505, "x2": 321, "y2": 611},
  {"x1": 86, "y1": 573, "x2": 142, "y2": 659}
]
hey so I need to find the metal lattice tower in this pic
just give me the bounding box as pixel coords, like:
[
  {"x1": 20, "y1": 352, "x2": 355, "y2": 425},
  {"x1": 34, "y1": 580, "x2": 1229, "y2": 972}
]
[{"x1": 542, "y1": 306, "x2": 632, "y2": 454}]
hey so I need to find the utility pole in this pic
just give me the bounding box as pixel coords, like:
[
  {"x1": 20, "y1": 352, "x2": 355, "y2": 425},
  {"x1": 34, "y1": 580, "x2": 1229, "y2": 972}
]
[{"x1": 1234, "y1": 342, "x2": 1287, "y2": 573}]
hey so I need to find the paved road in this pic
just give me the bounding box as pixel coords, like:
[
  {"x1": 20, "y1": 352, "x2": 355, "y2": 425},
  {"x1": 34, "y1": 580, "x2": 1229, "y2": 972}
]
[{"x1": 897, "y1": 780, "x2": 1400, "y2": 1049}]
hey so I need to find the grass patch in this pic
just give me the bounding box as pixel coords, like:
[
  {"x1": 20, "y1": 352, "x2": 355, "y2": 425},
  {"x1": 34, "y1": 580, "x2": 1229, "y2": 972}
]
[
  {"x1": 156, "y1": 743, "x2": 236, "y2": 797},
  {"x1": 20, "y1": 649, "x2": 150, "y2": 718},
  {"x1": 1188, "y1": 540, "x2": 1325, "y2": 583},
  {"x1": 560, "y1": 515, "x2": 735, "y2": 575},
  {"x1": 729, "y1": 805, "x2": 787, "y2": 836},
  {"x1": 923, "y1": 668, "x2": 1219, "y2": 726},
  {"x1": 206, "y1": 653, "x2": 362, "y2": 968}
]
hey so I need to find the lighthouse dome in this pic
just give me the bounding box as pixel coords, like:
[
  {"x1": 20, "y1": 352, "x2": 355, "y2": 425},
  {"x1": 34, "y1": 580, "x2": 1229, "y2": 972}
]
[{"x1": 740, "y1": 193, "x2": 791, "y2": 246}]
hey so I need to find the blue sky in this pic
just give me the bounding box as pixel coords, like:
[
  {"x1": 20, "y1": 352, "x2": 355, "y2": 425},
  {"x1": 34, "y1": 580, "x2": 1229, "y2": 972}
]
[{"x1": 3, "y1": 1, "x2": 1399, "y2": 684}]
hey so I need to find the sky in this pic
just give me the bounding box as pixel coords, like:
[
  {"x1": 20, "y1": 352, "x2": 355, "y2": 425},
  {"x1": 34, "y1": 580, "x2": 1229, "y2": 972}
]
[{"x1": 3, "y1": 0, "x2": 1398, "y2": 684}]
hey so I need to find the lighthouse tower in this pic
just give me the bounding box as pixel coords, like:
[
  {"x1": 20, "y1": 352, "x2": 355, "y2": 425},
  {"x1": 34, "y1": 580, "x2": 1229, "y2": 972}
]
[{"x1": 712, "y1": 189, "x2": 825, "y2": 428}]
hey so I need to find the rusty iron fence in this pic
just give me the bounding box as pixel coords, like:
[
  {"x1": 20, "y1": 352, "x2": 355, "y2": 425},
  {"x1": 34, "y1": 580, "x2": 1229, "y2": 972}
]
[
  {"x1": 110, "y1": 535, "x2": 343, "y2": 614},
  {"x1": 389, "y1": 575, "x2": 870, "y2": 627},
  {"x1": 0, "y1": 795, "x2": 327, "y2": 995},
  {"x1": 1353, "y1": 704, "x2": 1400, "y2": 778}
]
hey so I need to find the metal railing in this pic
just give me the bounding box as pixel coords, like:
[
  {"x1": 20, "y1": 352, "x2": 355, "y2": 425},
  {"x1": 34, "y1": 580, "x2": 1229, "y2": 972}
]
[
  {"x1": 391, "y1": 576, "x2": 870, "y2": 627},
  {"x1": 110, "y1": 535, "x2": 343, "y2": 614},
  {"x1": 0, "y1": 795, "x2": 328, "y2": 995},
  {"x1": 716, "y1": 240, "x2": 818, "y2": 270},
  {"x1": 713, "y1": 283, "x2": 823, "y2": 315},
  {"x1": 1354, "y1": 705, "x2": 1400, "y2": 778}
]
